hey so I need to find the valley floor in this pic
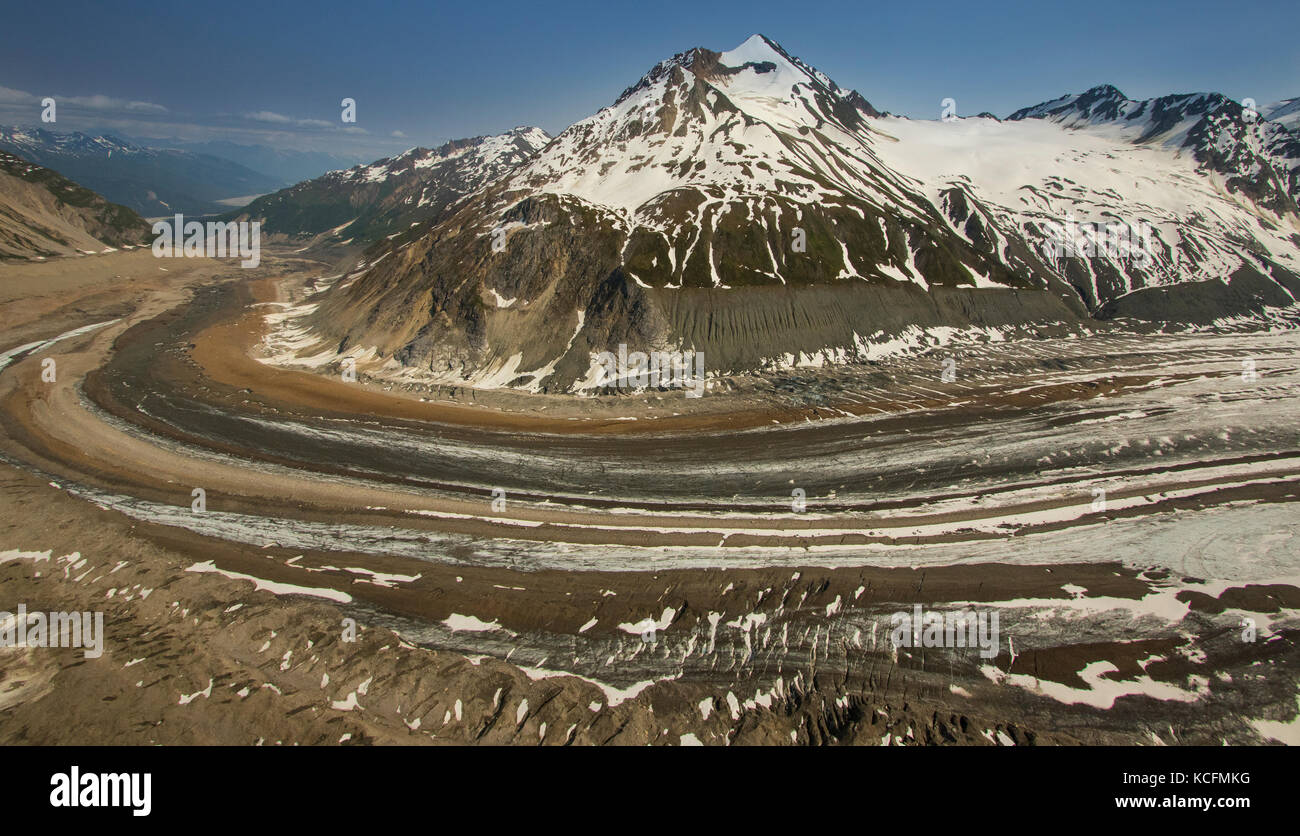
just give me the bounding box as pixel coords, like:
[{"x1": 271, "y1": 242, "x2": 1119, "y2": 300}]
[{"x1": 0, "y1": 247, "x2": 1297, "y2": 745}]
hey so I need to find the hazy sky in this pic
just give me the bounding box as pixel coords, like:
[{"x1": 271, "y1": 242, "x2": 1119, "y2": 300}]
[{"x1": 2, "y1": 0, "x2": 1296, "y2": 160}]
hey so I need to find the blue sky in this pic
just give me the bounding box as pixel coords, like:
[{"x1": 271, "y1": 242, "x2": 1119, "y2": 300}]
[{"x1": 1, "y1": 0, "x2": 1296, "y2": 161}]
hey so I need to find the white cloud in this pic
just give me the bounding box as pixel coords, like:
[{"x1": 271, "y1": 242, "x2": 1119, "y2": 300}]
[
  {"x1": 0, "y1": 86, "x2": 165, "y2": 113},
  {"x1": 124, "y1": 100, "x2": 169, "y2": 113},
  {"x1": 243, "y1": 110, "x2": 293, "y2": 124},
  {"x1": 242, "y1": 113, "x2": 349, "y2": 131},
  {"x1": 63, "y1": 94, "x2": 167, "y2": 113},
  {"x1": 0, "y1": 86, "x2": 37, "y2": 104}
]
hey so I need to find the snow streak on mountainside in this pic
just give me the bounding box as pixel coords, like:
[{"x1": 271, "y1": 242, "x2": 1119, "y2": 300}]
[
  {"x1": 0, "y1": 150, "x2": 150, "y2": 260},
  {"x1": 227, "y1": 127, "x2": 550, "y2": 248},
  {"x1": 271, "y1": 36, "x2": 1300, "y2": 395}
]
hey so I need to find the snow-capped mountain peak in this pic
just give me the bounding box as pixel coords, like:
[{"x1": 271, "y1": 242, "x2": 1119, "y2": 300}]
[
  {"x1": 1009, "y1": 85, "x2": 1241, "y2": 144},
  {"x1": 497, "y1": 33, "x2": 897, "y2": 232},
  {"x1": 0, "y1": 126, "x2": 144, "y2": 157},
  {"x1": 1009, "y1": 85, "x2": 1300, "y2": 215},
  {"x1": 340, "y1": 126, "x2": 550, "y2": 185},
  {"x1": 612, "y1": 34, "x2": 876, "y2": 135}
]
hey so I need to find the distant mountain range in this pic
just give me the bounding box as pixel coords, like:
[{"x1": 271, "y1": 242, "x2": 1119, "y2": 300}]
[
  {"x1": 0, "y1": 127, "x2": 282, "y2": 216},
  {"x1": 125, "y1": 137, "x2": 363, "y2": 187},
  {"x1": 0, "y1": 149, "x2": 150, "y2": 260}
]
